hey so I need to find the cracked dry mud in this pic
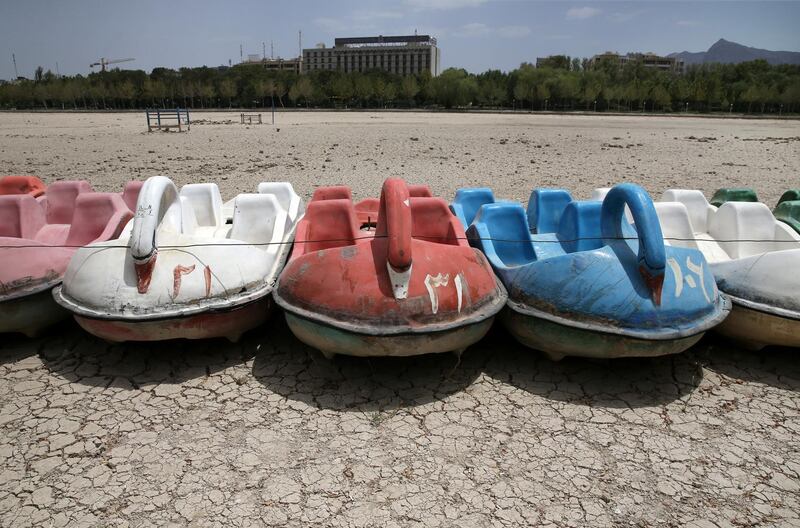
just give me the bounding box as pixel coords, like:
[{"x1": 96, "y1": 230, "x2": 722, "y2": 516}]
[{"x1": 1, "y1": 317, "x2": 798, "y2": 527}]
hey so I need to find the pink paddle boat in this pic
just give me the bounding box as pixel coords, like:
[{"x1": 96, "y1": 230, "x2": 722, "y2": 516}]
[{"x1": 0, "y1": 181, "x2": 137, "y2": 337}]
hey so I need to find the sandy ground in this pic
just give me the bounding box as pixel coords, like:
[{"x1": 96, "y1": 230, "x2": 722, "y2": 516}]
[{"x1": 0, "y1": 111, "x2": 799, "y2": 527}]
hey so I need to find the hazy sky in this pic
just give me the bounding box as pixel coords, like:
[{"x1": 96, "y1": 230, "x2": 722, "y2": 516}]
[{"x1": 1, "y1": 0, "x2": 798, "y2": 79}]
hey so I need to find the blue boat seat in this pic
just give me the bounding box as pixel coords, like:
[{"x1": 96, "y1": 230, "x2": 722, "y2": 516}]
[
  {"x1": 450, "y1": 188, "x2": 495, "y2": 228},
  {"x1": 472, "y1": 202, "x2": 535, "y2": 267},
  {"x1": 555, "y1": 201, "x2": 603, "y2": 254},
  {"x1": 527, "y1": 189, "x2": 573, "y2": 234}
]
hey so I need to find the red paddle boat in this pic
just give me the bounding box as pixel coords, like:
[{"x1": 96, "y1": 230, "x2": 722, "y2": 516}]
[
  {"x1": 274, "y1": 178, "x2": 507, "y2": 358},
  {"x1": 0, "y1": 175, "x2": 47, "y2": 198},
  {"x1": 0, "y1": 180, "x2": 137, "y2": 337}
]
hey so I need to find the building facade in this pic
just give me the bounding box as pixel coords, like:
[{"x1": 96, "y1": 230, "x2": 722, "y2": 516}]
[
  {"x1": 303, "y1": 35, "x2": 440, "y2": 76},
  {"x1": 239, "y1": 57, "x2": 302, "y2": 74},
  {"x1": 590, "y1": 52, "x2": 685, "y2": 73}
]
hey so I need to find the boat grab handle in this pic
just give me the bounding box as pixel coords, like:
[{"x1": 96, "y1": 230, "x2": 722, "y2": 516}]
[
  {"x1": 601, "y1": 184, "x2": 666, "y2": 304},
  {"x1": 376, "y1": 178, "x2": 413, "y2": 272}
]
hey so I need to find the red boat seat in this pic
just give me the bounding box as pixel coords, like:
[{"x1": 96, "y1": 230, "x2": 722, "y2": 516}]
[
  {"x1": 0, "y1": 195, "x2": 45, "y2": 239},
  {"x1": 409, "y1": 197, "x2": 464, "y2": 246},
  {"x1": 408, "y1": 185, "x2": 433, "y2": 198},
  {"x1": 122, "y1": 181, "x2": 143, "y2": 212},
  {"x1": 298, "y1": 199, "x2": 360, "y2": 254},
  {"x1": 311, "y1": 186, "x2": 352, "y2": 202},
  {"x1": 43, "y1": 181, "x2": 93, "y2": 224},
  {"x1": 0, "y1": 176, "x2": 47, "y2": 197},
  {"x1": 65, "y1": 193, "x2": 133, "y2": 247}
]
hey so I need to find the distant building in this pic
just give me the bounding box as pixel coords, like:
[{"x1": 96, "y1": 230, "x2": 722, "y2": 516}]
[
  {"x1": 238, "y1": 57, "x2": 302, "y2": 74},
  {"x1": 591, "y1": 52, "x2": 684, "y2": 72},
  {"x1": 302, "y1": 35, "x2": 440, "y2": 76}
]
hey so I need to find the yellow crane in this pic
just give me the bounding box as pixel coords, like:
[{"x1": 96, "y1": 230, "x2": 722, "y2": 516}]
[{"x1": 90, "y1": 57, "x2": 135, "y2": 72}]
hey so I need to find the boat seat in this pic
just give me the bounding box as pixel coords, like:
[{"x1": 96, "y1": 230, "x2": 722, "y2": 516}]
[
  {"x1": 451, "y1": 188, "x2": 495, "y2": 227},
  {"x1": 311, "y1": 186, "x2": 352, "y2": 202},
  {"x1": 43, "y1": 181, "x2": 93, "y2": 224},
  {"x1": 662, "y1": 189, "x2": 714, "y2": 234},
  {"x1": 474, "y1": 202, "x2": 535, "y2": 267},
  {"x1": 257, "y1": 182, "x2": 301, "y2": 223},
  {"x1": 122, "y1": 181, "x2": 143, "y2": 212},
  {"x1": 0, "y1": 195, "x2": 45, "y2": 239},
  {"x1": 408, "y1": 185, "x2": 433, "y2": 198},
  {"x1": 230, "y1": 193, "x2": 287, "y2": 247},
  {"x1": 709, "y1": 202, "x2": 780, "y2": 259},
  {"x1": 180, "y1": 183, "x2": 223, "y2": 227},
  {"x1": 527, "y1": 189, "x2": 573, "y2": 234},
  {"x1": 655, "y1": 202, "x2": 699, "y2": 250},
  {"x1": 0, "y1": 175, "x2": 46, "y2": 197},
  {"x1": 355, "y1": 198, "x2": 380, "y2": 224},
  {"x1": 65, "y1": 193, "x2": 133, "y2": 247},
  {"x1": 300, "y1": 199, "x2": 360, "y2": 254},
  {"x1": 556, "y1": 201, "x2": 603, "y2": 254},
  {"x1": 410, "y1": 197, "x2": 462, "y2": 246}
]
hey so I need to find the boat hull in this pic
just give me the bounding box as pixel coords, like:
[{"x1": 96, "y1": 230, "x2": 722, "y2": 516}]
[
  {"x1": 714, "y1": 303, "x2": 800, "y2": 350},
  {"x1": 73, "y1": 298, "x2": 271, "y2": 343},
  {"x1": 0, "y1": 289, "x2": 70, "y2": 337},
  {"x1": 284, "y1": 312, "x2": 495, "y2": 358},
  {"x1": 501, "y1": 308, "x2": 705, "y2": 361}
]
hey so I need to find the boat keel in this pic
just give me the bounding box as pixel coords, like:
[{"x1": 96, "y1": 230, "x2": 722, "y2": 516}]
[
  {"x1": 714, "y1": 303, "x2": 800, "y2": 350},
  {"x1": 0, "y1": 289, "x2": 70, "y2": 338}
]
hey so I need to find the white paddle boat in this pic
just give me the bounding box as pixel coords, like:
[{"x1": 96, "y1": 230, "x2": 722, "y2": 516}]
[{"x1": 54, "y1": 176, "x2": 303, "y2": 342}]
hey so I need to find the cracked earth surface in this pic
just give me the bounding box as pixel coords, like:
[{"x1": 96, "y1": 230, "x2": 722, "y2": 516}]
[{"x1": 1, "y1": 317, "x2": 798, "y2": 527}]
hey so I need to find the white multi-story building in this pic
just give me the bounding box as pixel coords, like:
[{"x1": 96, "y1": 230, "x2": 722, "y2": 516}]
[{"x1": 303, "y1": 35, "x2": 440, "y2": 76}]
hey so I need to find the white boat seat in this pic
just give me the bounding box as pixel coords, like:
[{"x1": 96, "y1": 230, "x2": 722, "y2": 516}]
[
  {"x1": 180, "y1": 183, "x2": 223, "y2": 227},
  {"x1": 257, "y1": 182, "x2": 302, "y2": 225},
  {"x1": 230, "y1": 194, "x2": 287, "y2": 249},
  {"x1": 662, "y1": 189, "x2": 714, "y2": 234},
  {"x1": 709, "y1": 202, "x2": 783, "y2": 259}
]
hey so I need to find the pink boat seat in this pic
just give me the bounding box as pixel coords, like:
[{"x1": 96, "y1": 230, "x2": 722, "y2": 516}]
[
  {"x1": 295, "y1": 199, "x2": 360, "y2": 256},
  {"x1": 409, "y1": 197, "x2": 464, "y2": 247},
  {"x1": 0, "y1": 195, "x2": 46, "y2": 239},
  {"x1": 0, "y1": 176, "x2": 47, "y2": 198},
  {"x1": 122, "y1": 181, "x2": 143, "y2": 212},
  {"x1": 311, "y1": 186, "x2": 352, "y2": 202},
  {"x1": 65, "y1": 193, "x2": 134, "y2": 247},
  {"x1": 43, "y1": 181, "x2": 93, "y2": 224}
]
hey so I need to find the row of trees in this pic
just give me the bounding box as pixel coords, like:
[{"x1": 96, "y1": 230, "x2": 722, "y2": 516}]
[{"x1": 1, "y1": 58, "x2": 798, "y2": 114}]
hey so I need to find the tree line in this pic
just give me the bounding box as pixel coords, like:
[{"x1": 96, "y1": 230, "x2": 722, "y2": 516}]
[{"x1": 1, "y1": 56, "x2": 799, "y2": 114}]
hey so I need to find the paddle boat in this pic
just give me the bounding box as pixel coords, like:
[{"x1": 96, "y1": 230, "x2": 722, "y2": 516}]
[
  {"x1": 0, "y1": 181, "x2": 134, "y2": 337},
  {"x1": 0, "y1": 175, "x2": 47, "y2": 198},
  {"x1": 773, "y1": 190, "x2": 800, "y2": 234},
  {"x1": 54, "y1": 176, "x2": 303, "y2": 342},
  {"x1": 274, "y1": 178, "x2": 507, "y2": 358},
  {"x1": 465, "y1": 184, "x2": 730, "y2": 360},
  {"x1": 655, "y1": 189, "x2": 800, "y2": 349},
  {"x1": 709, "y1": 187, "x2": 758, "y2": 207}
]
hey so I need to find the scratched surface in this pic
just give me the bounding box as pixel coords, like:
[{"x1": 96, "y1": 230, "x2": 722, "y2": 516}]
[{"x1": 1, "y1": 112, "x2": 799, "y2": 526}]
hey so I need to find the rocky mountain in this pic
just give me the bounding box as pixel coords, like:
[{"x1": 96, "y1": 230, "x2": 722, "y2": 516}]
[{"x1": 669, "y1": 38, "x2": 800, "y2": 66}]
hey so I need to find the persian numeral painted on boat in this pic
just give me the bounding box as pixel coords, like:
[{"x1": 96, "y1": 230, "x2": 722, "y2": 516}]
[
  {"x1": 666, "y1": 256, "x2": 711, "y2": 302},
  {"x1": 172, "y1": 264, "x2": 195, "y2": 298},
  {"x1": 424, "y1": 272, "x2": 465, "y2": 314}
]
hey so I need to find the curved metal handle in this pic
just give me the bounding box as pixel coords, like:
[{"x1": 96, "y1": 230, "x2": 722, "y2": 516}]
[
  {"x1": 601, "y1": 183, "x2": 666, "y2": 305},
  {"x1": 130, "y1": 176, "x2": 182, "y2": 293}
]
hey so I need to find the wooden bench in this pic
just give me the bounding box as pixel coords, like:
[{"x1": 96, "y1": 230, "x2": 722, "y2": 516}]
[{"x1": 146, "y1": 109, "x2": 191, "y2": 132}]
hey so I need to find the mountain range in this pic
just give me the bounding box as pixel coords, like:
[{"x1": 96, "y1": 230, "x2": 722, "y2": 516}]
[{"x1": 669, "y1": 38, "x2": 800, "y2": 66}]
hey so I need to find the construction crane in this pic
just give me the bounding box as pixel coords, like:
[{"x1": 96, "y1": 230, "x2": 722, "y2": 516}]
[{"x1": 89, "y1": 57, "x2": 135, "y2": 72}]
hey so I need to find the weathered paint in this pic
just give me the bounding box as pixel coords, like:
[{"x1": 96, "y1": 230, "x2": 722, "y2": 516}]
[
  {"x1": 465, "y1": 184, "x2": 730, "y2": 359},
  {"x1": 657, "y1": 189, "x2": 800, "y2": 349},
  {"x1": 0, "y1": 289, "x2": 69, "y2": 337},
  {"x1": 276, "y1": 179, "x2": 506, "y2": 357},
  {"x1": 501, "y1": 308, "x2": 704, "y2": 361},
  {"x1": 714, "y1": 301, "x2": 800, "y2": 350},
  {"x1": 285, "y1": 312, "x2": 494, "y2": 358},
  {"x1": 55, "y1": 176, "x2": 303, "y2": 342},
  {"x1": 74, "y1": 298, "x2": 271, "y2": 343},
  {"x1": 0, "y1": 175, "x2": 47, "y2": 197}
]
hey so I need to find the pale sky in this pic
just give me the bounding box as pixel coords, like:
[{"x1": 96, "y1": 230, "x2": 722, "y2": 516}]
[{"x1": 1, "y1": 0, "x2": 798, "y2": 79}]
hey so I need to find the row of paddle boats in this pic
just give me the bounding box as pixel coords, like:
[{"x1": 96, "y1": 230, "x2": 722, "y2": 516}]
[{"x1": 1, "y1": 175, "x2": 798, "y2": 359}]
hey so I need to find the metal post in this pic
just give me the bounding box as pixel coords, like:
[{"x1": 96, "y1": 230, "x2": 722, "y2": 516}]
[
  {"x1": 147, "y1": 110, "x2": 151, "y2": 132},
  {"x1": 157, "y1": 110, "x2": 161, "y2": 129},
  {"x1": 271, "y1": 96, "x2": 275, "y2": 125}
]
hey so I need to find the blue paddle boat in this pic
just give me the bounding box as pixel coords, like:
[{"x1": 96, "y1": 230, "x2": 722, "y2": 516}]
[{"x1": 464, "y1": 184, "x2": 731, "y2": 360}]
